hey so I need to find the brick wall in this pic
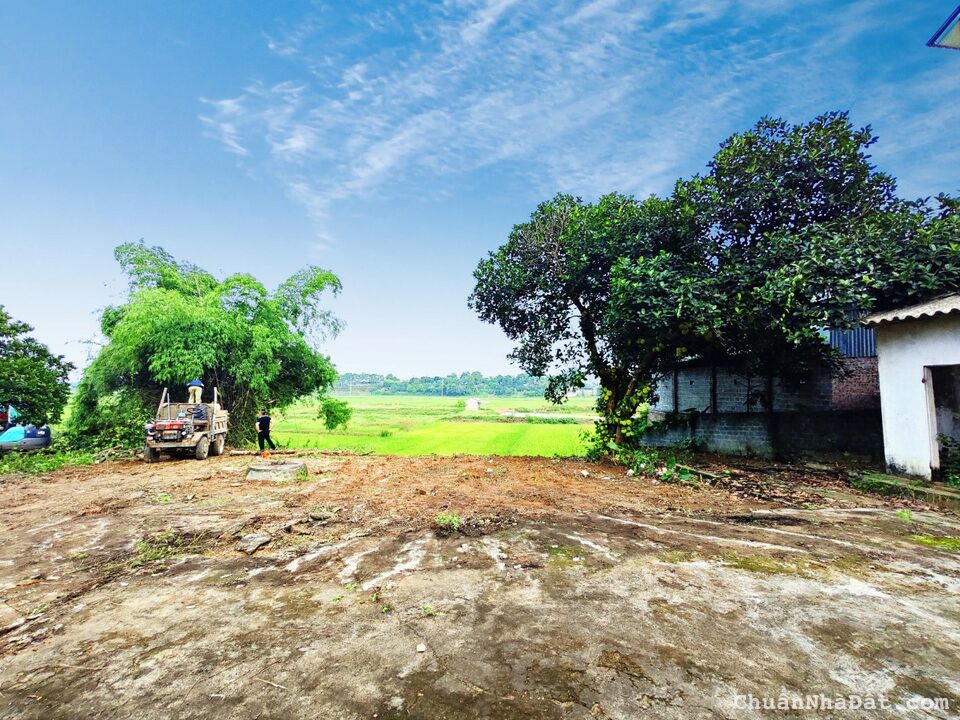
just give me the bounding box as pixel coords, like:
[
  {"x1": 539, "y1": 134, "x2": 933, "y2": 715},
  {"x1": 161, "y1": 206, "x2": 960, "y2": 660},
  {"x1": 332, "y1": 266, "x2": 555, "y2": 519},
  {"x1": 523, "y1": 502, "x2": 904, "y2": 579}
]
[
  {"x1": 831, "y1": 356, "x2": 880, "y2": 410},
  {"x1": 675, "y1": 366, "x2": 712, "y2": 412},
  {"x1": 653, "y1": 365, "x2": 833, "y2": 413},
  {"x1": 647, "y1": 358, "x2": 882, "y2": 459},
  {"x1": 653, "y1": 359, "x2": 880, "y2": 414},
  {"x1": 643, "y1": 410, "x2": 883, "y2": 460}
]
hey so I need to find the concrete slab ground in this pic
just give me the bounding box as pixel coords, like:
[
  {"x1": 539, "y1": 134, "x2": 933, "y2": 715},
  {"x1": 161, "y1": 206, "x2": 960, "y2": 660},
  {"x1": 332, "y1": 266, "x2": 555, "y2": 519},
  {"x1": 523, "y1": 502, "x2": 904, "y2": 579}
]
[{"x1": 1, "y1": 455, "x2": 958, "y2": 719}]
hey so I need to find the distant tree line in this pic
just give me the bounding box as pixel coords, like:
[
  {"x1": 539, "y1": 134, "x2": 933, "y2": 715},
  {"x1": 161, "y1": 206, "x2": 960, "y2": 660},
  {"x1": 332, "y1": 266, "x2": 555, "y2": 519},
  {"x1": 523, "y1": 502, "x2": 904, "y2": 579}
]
[{"x1": 333, "y1": 372, "x2": 577, "y2": 397}]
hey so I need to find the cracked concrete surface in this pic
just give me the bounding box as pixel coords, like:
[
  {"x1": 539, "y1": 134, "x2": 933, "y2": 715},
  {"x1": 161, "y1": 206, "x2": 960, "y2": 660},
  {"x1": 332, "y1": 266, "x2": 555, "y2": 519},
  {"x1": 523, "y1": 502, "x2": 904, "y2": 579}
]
[{"x1": 0, "y1": 455, "x2": 958, "y2": 719}]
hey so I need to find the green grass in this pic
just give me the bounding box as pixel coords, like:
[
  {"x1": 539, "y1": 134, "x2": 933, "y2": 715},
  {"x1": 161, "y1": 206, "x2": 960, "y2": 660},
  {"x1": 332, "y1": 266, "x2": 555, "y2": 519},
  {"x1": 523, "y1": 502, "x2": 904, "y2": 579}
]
[
  {"x1": 911, "y1": 536, "x2": 960, "y2": 552},
  {"x1": 546, "y1": 544, "x2": 583, "y2": 568},
  {"x1": 0, "y1": 449, "x2": 94, "y2": 476},
  {"x1": 720, "y1": 552, "x2": 809, "y2": 575},
  {"x1": 272, "y1": 394, "x2": 594, "y2": 457}
]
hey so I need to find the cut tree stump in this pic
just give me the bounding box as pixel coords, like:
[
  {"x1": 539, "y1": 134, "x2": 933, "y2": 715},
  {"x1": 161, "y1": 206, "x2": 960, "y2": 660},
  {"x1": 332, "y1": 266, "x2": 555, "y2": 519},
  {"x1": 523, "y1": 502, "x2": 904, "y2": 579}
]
[{"x1": 245, "y1": 460, "x2": 309, "y2": 482}]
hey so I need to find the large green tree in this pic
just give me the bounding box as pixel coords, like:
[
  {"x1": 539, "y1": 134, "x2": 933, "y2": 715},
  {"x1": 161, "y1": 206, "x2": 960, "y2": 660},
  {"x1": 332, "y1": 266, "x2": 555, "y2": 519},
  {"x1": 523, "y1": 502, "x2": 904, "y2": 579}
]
[
  {"x1": 469, "y1": 192, "x2": 712, "y2": 445},
  {"x1": 0, "y1": 306, "x2": 73, "y2": 425},
  {"x1": 471, "y1": 112, "x2": 959, "y2": 450},
  {"x1": 853, "y1": 194, "x2": 960, "y2": 311},
  {"x1": 65, "y1": 243, "x2": 342, "y2": 449}
]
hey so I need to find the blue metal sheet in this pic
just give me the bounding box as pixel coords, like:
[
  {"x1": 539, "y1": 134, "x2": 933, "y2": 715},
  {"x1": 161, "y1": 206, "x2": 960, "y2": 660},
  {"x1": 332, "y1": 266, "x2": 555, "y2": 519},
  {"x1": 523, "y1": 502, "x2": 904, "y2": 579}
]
[{"x1": 828, "y1": 327, "x2": 877, "y2": 358}]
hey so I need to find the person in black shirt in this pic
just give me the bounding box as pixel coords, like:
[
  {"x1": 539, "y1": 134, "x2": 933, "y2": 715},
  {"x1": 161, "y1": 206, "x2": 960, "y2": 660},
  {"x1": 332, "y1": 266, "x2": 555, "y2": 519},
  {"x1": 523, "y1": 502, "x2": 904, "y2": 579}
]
[{"x1": 256, "y1": 410, "x2": 277, "y2": 452}]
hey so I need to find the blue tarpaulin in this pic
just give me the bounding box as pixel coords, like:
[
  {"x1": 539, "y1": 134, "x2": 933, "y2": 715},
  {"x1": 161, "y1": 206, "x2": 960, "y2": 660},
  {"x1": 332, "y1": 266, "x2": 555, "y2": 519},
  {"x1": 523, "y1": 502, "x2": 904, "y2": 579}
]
[{"x1": 0, "y1": 426, "x2": 26, "y2": 443}]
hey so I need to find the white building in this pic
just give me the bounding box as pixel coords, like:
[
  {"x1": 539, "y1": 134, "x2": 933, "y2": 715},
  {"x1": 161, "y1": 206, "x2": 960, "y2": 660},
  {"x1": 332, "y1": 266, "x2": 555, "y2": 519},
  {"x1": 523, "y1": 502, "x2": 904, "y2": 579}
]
[{"x1": 864, "y1": 295, "x2": 960, "y2": 479}]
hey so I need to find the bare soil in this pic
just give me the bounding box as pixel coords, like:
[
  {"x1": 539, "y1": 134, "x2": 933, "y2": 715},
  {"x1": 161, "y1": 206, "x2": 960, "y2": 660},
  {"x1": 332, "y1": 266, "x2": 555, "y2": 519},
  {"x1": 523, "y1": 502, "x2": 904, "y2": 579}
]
[{"x1": 1, "y1": 454, "x2": 958, "y2": 719}]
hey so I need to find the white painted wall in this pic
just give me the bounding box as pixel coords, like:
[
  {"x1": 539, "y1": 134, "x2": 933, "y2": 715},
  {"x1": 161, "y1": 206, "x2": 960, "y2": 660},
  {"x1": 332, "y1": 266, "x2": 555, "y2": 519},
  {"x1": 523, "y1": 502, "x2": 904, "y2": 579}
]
[{"x1": 876, "y1": 314, "x2": 960, "y2": 478}]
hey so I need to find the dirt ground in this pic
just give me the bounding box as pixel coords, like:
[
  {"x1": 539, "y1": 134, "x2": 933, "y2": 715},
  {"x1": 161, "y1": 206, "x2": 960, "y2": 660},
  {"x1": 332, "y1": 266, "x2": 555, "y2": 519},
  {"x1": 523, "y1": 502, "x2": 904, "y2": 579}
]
[{"x1": 1, "y1": 454, "x2": 959, "y2": 719}]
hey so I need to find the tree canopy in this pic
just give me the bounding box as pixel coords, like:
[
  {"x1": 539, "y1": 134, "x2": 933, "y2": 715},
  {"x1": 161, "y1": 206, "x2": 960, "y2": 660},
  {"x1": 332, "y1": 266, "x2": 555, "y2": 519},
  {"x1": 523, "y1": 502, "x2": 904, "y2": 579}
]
[
  {"x1": 65, "y1": 243, "x2": 342, "y2": 449},
  {"x1": 0, "y1": 306, "x2": 73, "y2": 426},
  {"x1": 470, "y1": 112, "x2": 960, "y2": 450}
]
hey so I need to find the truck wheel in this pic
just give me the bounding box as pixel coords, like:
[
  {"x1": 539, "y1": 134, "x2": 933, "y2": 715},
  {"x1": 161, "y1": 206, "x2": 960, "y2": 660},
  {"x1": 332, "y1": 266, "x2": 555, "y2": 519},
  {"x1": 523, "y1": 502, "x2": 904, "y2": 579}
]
[
  {"x1": 211, "y1": 434, "x2": 225, "y2": 456},
  {"x1": 195, "y1": 436, "x2": 210, "y2": 460},
  {"x1": 144, "y1": 444, "x2": 157, "y2": 463}
]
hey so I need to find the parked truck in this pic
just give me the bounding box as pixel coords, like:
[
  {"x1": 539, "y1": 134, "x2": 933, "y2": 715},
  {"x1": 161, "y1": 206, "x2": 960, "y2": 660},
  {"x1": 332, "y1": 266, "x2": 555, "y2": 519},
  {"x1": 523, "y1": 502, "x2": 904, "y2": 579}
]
[{"x1": 144, "y1": 387, "x2": 229, "y2": 462}]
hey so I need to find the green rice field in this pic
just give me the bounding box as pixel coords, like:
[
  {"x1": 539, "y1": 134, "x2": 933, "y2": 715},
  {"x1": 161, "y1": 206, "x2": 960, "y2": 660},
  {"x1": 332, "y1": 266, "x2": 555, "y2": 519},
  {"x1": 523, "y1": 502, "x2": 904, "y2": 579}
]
[{"x1": 271, "y1": 395, "x2": 597, "y2": 457}]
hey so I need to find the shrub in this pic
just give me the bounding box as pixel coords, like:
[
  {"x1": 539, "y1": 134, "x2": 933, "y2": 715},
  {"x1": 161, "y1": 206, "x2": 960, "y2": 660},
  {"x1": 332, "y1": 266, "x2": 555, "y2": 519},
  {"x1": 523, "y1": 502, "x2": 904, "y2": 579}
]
[
  {"x1": 523, "y1": 416, "x2": 577, "y2": 425},
  {"x1": 434, "y1": 512, "x2": 464, "y2": 533},
  {"x1": 62, "y1": 388, "x2": 152, "y2": 450},
  {"x1": 613, "y1": 445, "x2": 698, "y2": 486},
  {"x1": 319, "y1": 396, "x2": 352, "y2": 431}
]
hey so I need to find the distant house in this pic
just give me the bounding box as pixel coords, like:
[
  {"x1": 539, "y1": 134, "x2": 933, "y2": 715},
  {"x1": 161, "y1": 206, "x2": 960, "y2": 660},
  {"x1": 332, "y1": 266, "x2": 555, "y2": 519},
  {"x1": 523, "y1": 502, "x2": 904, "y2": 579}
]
[
  {"x1": 645, "y1": 329, "x2": 883, "y2": 460},
  {"x1": 863, "y1": 295, "x2": 960, "y2": 479}
]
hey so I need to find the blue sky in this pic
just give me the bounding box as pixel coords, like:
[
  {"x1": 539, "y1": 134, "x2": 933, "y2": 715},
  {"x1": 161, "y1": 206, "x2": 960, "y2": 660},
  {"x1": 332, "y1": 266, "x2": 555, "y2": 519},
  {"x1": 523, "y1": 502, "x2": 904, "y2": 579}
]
[{"x1": 2, "y1": 1, "x2": 958, "y2": 378}]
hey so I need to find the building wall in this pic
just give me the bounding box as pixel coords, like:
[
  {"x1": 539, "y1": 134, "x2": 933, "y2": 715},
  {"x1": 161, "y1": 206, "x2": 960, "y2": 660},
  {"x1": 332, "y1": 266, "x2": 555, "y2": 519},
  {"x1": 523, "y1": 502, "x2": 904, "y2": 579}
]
[
  {"x1": 652, "y1": 362, "x2": 873, "y2": 414},
  {"x1": 642, "y1": 411, "x2": 883, "y2": 460},
  {"x1": 876, "y1": 314, "x2": 960, "y2": 478},
  {"x1": 831, "y1": 357, "x2": 880, "y2": 410},
  {"x1": 648, "y1": 359, "x2": 882, "y2": 459}
]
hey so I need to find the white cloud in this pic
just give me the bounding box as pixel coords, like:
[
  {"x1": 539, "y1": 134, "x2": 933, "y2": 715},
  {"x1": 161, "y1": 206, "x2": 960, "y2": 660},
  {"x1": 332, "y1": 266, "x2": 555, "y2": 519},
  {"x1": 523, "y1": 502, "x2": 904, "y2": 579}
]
[
  {"x1": 199, "y1": 96, "x2": 249, "y2": 156},
  {"x1": 459, "y1": 0, "x2": 521, "y2": 45},
  {"x1": 199, "y1": 0, "x2": 950, "y2": 240}
]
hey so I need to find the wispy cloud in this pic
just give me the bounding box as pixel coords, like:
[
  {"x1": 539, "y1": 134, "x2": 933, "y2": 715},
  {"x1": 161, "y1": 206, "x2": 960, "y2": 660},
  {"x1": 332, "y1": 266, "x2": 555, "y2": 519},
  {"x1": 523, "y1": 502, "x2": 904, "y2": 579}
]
[
  {"x1": 199, "y1": 96, "x2": 249, "y2": 156},
  {"x1": 199, "y1": 0, "x2": 950, "y2": 239}
]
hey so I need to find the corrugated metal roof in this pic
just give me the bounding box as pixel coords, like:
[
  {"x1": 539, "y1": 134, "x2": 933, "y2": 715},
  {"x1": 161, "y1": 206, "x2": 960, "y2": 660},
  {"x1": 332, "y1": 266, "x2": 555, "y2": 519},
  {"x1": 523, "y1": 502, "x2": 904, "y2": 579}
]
[
  {"x1": 862, "y1": 294, "x2": 960, "y2": 326},
  {"x1": 829, "y1": 327, "x2": 877, "y2": 357}
]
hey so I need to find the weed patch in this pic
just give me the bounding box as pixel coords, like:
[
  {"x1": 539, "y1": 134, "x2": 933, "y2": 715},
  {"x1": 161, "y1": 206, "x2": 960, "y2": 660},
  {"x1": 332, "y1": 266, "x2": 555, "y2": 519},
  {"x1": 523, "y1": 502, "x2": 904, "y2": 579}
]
[
  {"x1": 547, "y1": 544, "x2": 582, "y2": 567},
  {"x1": 911, "y1": 536, "x2": 960, "y2": 553},
  {"x1": 659, "y1": 550, "x2": 697, "y2": 563},
  {"x1": 130, "y1": 530, "x2": 204, "y2": 568},
  {"x1": 720, "y1": 553, "x2": 807, "y2": 575},
  {"x1": 616, "y1": 446, "x2": 699, "y2": 486},
  {"x1": 434, "y1": 512, "x2": 464, "y2": 534},
  {"x1": 850, "y1": 472, "x2": 923, "y2": 497}
]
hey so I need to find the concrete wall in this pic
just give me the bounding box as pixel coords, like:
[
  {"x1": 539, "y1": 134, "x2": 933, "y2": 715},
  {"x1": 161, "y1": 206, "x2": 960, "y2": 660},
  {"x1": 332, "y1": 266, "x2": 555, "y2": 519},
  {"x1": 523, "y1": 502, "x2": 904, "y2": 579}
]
[
  {"x1": 647, "y1": 358, "x2": 883, "y2": 460},
  {"x1": 651, "y1": 361, "x2": 876, "y2": 415},
  {"x1": 643, "y1": 411, "x2": 883, "y2": 460},
  {"x1": 876, "y1": 314, "x2": 960, "y2": 478}
]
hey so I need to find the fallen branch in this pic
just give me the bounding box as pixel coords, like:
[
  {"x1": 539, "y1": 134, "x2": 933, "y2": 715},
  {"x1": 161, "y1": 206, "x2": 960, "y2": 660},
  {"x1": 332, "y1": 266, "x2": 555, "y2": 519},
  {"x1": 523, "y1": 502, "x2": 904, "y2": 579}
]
[
  {"x1": 254, "y1": 677, "x2": 289, "y2": 691},
  {"x1": 675, "y1": 464, "x2": 725, "y2": 482},
  {"x1": 228, "y1": 449, "x2": 373, "y2": 457},
  {"x1": 93, "y1": 446, "x2": 139, "y2": 463},
  {"x1": 228, "y1": 450, "x2": 299, "y2": 456}
]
